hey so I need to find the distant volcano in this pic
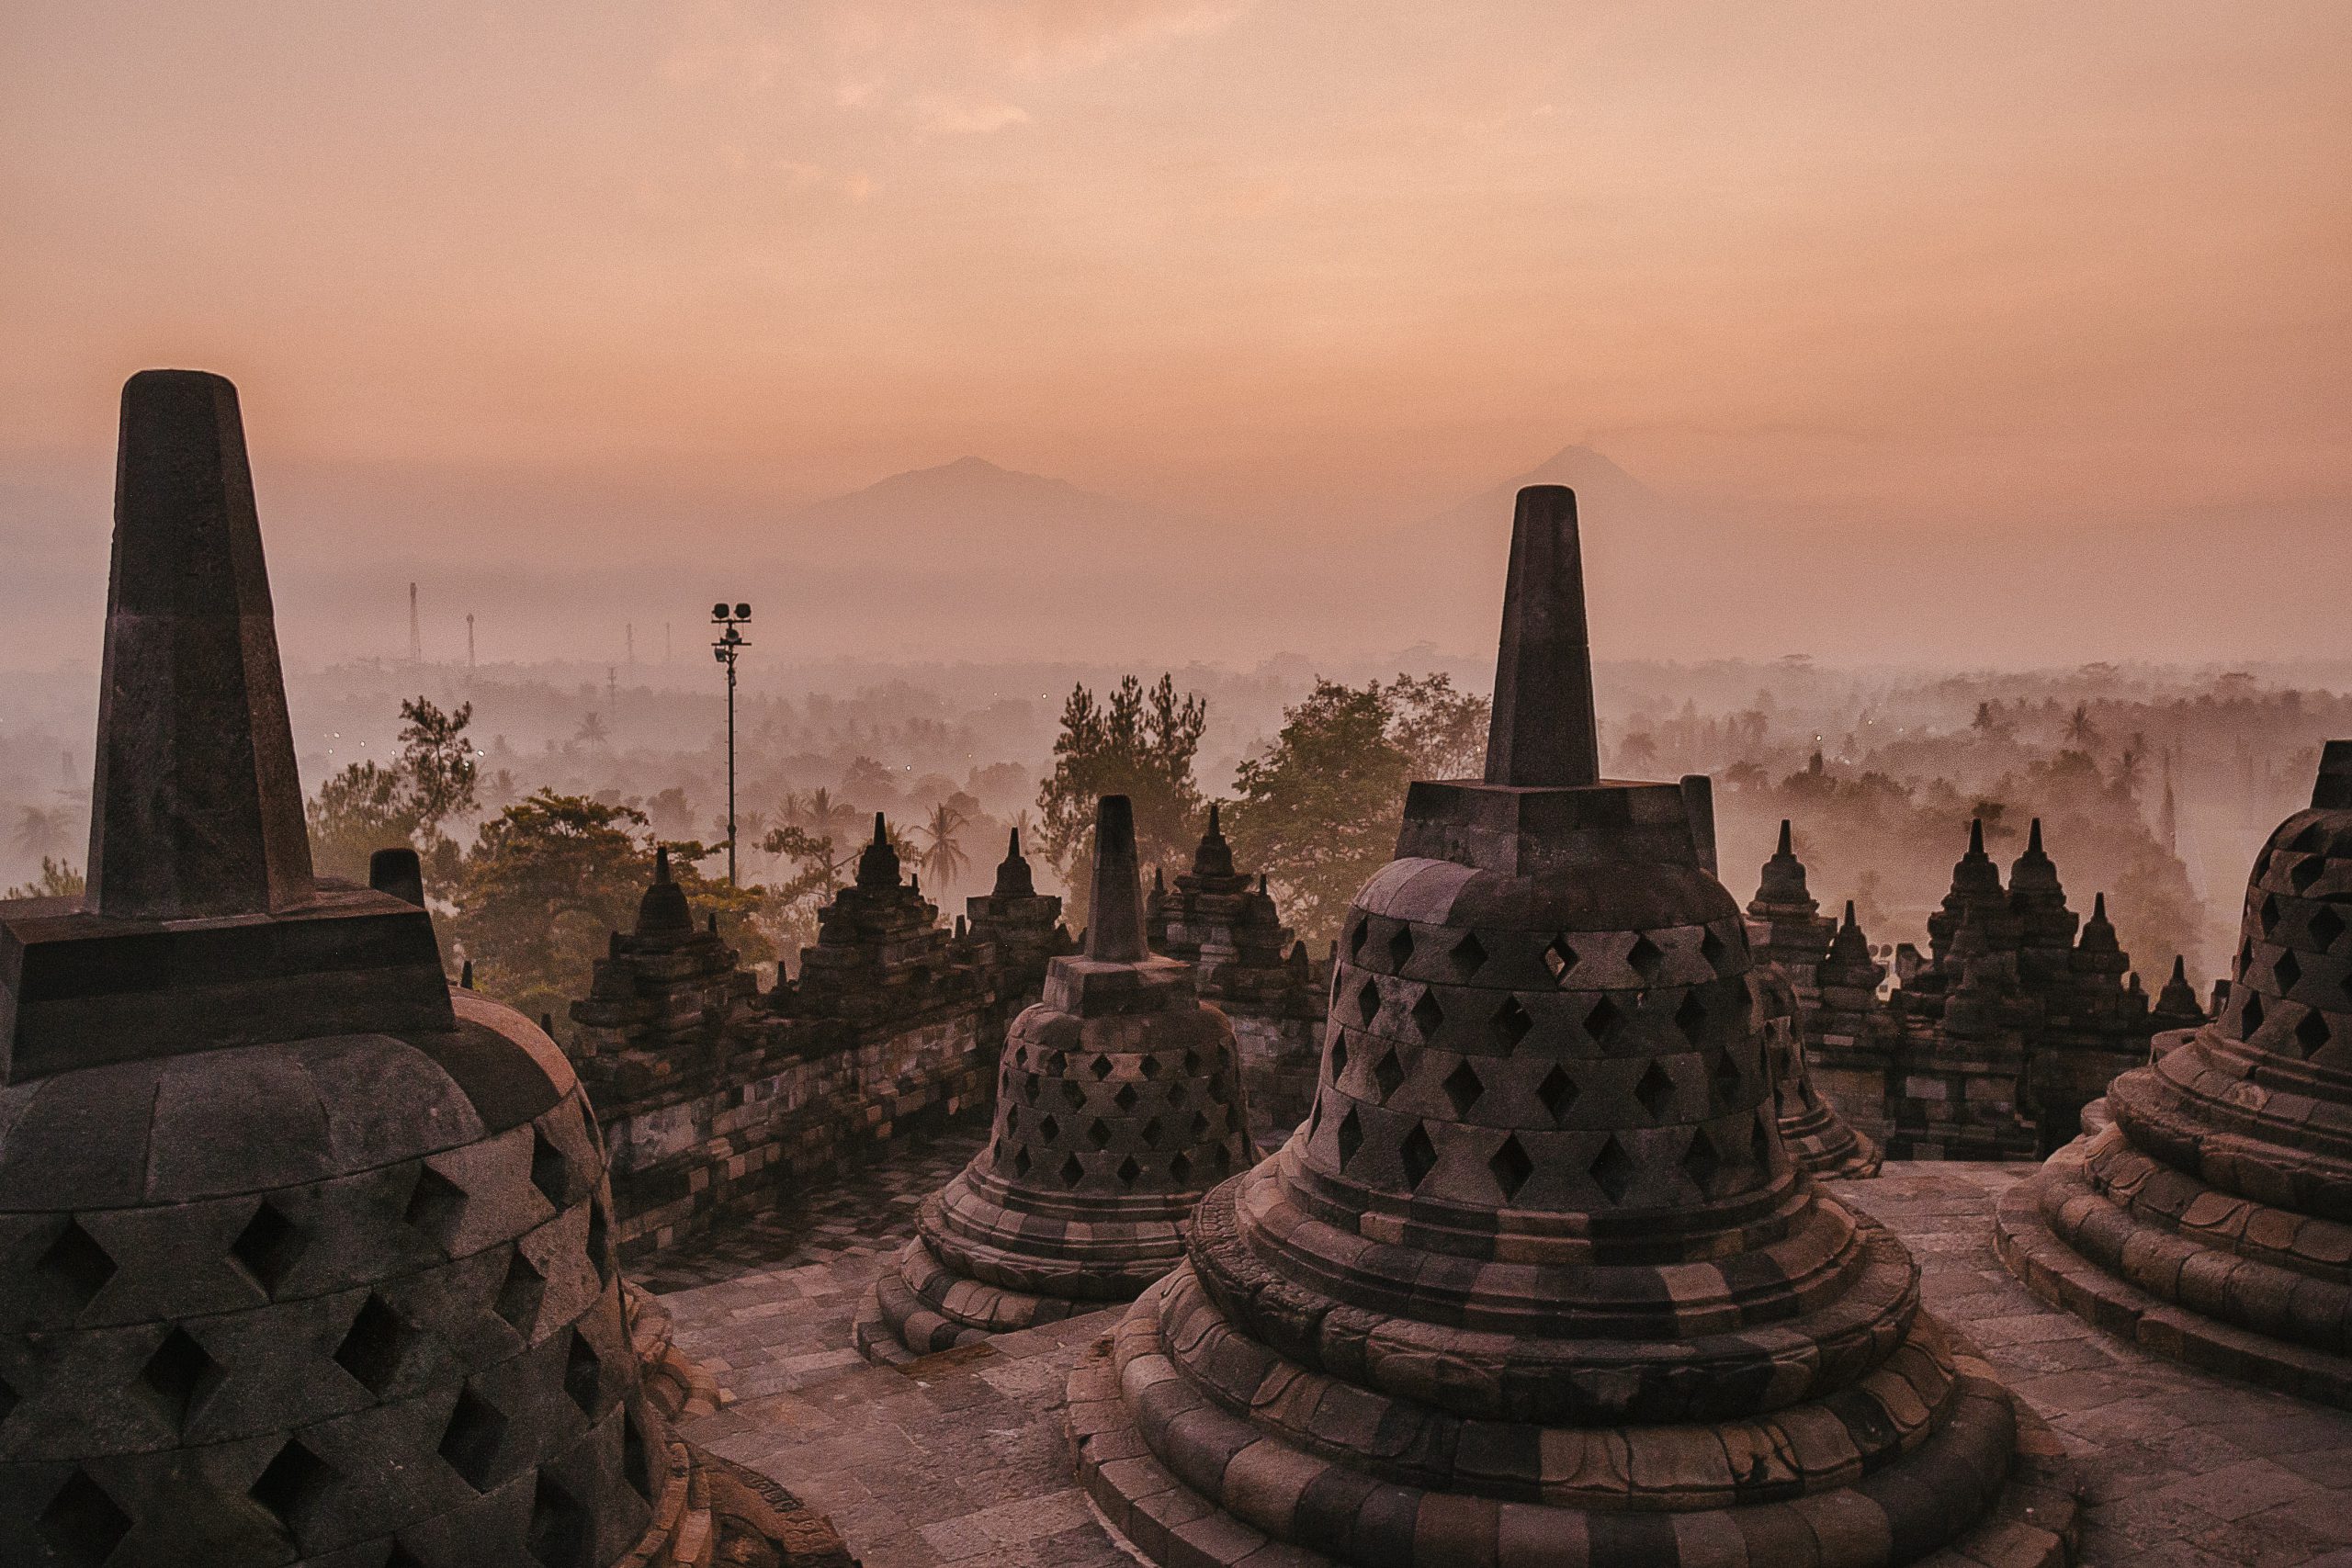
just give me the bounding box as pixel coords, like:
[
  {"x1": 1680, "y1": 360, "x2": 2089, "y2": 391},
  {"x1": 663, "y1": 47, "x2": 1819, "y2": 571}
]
[{"x1": 778, "y1": 456, "x2": 1187, "y2": 566}]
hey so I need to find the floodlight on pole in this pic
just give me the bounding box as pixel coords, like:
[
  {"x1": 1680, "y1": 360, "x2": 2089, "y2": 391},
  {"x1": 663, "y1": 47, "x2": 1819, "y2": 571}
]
[{"x1": 711, "y1": 601, "x2": 752, "y2": 885}]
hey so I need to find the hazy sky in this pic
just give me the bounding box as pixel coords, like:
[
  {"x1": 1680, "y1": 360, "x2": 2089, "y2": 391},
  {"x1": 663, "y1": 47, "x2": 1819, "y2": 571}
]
[{"x1": 3, "y1": 2, "x2": 2348, "y2": 664}]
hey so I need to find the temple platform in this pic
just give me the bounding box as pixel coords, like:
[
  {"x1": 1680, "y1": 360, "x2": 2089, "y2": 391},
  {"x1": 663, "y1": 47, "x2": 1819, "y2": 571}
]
[{"x1": 648, "y1": 1138, "x2": 2352, "y2": 1568}]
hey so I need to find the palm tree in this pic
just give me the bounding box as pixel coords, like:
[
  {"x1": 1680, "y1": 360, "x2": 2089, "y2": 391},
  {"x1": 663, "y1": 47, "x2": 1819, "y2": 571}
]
[
  {"x1": 917, "y1": 800, "x2": 971, "y2": 890},
  {"x1": 2064, "y1": 703, "x2": 2098, "y2": 748},
  {"x1": 799, "y1": 787, "x2": 861, "y2": 844}
]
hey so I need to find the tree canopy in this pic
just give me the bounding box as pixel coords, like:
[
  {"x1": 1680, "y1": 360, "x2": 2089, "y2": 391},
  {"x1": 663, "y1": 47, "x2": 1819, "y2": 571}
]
[{"x1": 1036, "y1": 673, "x2": 1206, "y2": 924}]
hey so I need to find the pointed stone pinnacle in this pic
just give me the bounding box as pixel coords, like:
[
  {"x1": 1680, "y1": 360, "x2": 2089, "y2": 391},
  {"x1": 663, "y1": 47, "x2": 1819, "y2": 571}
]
[
  {"x1": 1008, "y1": 827, "x2": 1022, "y2": 857},
  {"x1": 1778, "y1": 819, "x2": 1794, "y2": 856},
  {"x1": 1208, "y1": 802, "x2": 1221, "y2": 834},
  {"x1": 654, "y1": 844, "x2": 672, "y2": 883},
  {"x1": 1482, "y1": 485, "x2": 1600, "y2": 788},
  {"x1": 1968, "y1": 818, "x2": 1985, "y2": 855},
  {"x1": 1843, "y1": 900, "x2": 1858, "y2": 925},
  {"x1": 369, "y1": 847, "x2": 425, "y2": 908},
  {"x1": 872, "y1": 812, "x2": 887, "y2": 845},
  {"x1": 86, "y1": 369, "x2": 314, "y2": 919},
  {"x1": 2093, "y1": 891, "x2": 2107, "y2": 919},
  {"x1": 2315, "y1": 739, "x2": 2352, "y2": 809},
  {"x1": 1085, "y1": 795, "x2": 1147, "y2": 963},
  {"x1": 459, "y1": 959, "x2": 473, "y2": 988},
  {"x1": 2027, "y1": 818, "x2": 2044, "y2": 853},
  {"x1": 2170, "y1": 954, "x2": 2188, "y2": 982}
]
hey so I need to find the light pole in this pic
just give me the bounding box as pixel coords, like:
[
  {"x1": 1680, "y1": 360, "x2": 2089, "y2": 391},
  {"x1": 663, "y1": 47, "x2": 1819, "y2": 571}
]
[{"x1": 711, "y1": 601, "x2": 751, "y2": 885}]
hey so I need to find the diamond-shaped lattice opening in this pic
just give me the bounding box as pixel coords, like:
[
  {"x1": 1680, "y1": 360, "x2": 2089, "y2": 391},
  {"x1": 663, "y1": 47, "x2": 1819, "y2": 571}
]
[
  {"x1": 439, "y1": 1387, "x2": 510, "y2": 1492},
  {"x1": 1711, "y1": 1048, "x2": 1744, "y2": 1102},
  {"x1": 2276, "y1": 950, "x2": 2304, "y2": 992},
  {"x1": 40, "y1": 1470, "x2": 130, "y2": 1565},
  {"x1": 1012, "y1": 1045, "x2": 1029, "y2": 1069},
  {"x1": 1087, "y1": 1118, "x2": 1113, "y2": 1149},
  {"x1": 1442, "y1": 1059, "x2": 1484, "y2": 1116},
  {"x1": 1139, "y1": 1055, "x2": 1162, "y2": 1079},
  {"x1": 36, "y1": 1219, "x2": 117, "y2": 1314},
  {"x1": 1589, "y1": 1135, "x2": 1639, "y2": 1203},
  {"x1": 1356, "y1": 978, "x2": 1382, "y2": 1027},
  {"x1": 1449, "y1": 931, "x2": 1487, "y2": 977},
  {"x1": 2296, "y1": 1009, "x2": 2333, "y2": 1056},
  {"x1": 2311, "y1": 905, "x2": 2346, "y2": 952},
  {"x1": 2290, "y1": 856, "x2": 2324, "y2": 893},
  {"x1": 1089, "y1": 1055, "x2": 1114, "y2": 1081},
  {"x1": 1585, "y1": 996, "x2": 1627, "y2": 1050},
  {"x1": 1012, "y1": 1147, "x2": 1033, "y2": 1179},
  {"x1": 1038, "y1": 1114, "x2": 1060, "y2": 1143},
  {"x1": 530, "y1": 1125, "x2": 570, "y2": 1209},
  {"x1": 494, "y1": 1247, "x2": 548, "y2": 1335},
  {"x1": 1168, "y1": 1082, "x2": 1189, "y2": 1108},
  {"x1": 386, "y1": 1545, "x2": 429, "y2": 1568},
  {"x1": 0, "y1": 1368, "x2": 18, "y2": 1426},
  {"x1": 1537, "y1": 1064, "x2": 1578, "y2": 1123},
  {"x1": 1372, "y1": 1047, "x2": 1406, "y2": 1100},
  {"x1": 1673, "y1": 990, "x2": 1709, "y2": 1042},
  {"x1": 1059, "y1": 1154, "x2": 1085, "y2": 1188},
  {"x1": 2259, "y1": 895, "x2": 2282, "y2": 935},
  {"x1": 526, "y1": 1472, "x2": 594, "y2": 1568},
  {"x1": 1400, "y1": 1122, "x2": 1438, "y2": 1189},
  {"x1": 1491, "y1": 996, "x2": 1533, "y2": 1053},
  {"x1": 1681, "y1": 1129, "x2": 1724, "y2": 1196},
  {"x1": 1170, "y1": 1149, "x2": 1193, "y2": 1184},
  {"x1": 1189, "y1": 1110, "x2": 1212, "y2": 1139},
  {"x1": 334, "y1": 1294, "x2": 413, "y2": 1397},
  {"x1": 1002, "y1": 1107, "x2": 1021, "y2": 1134},
  {"x1": 1113, "y1": 1083, "x2": 1139, "y2": 1113},
  {"x1": 405, "y1": 1164, "x2": 469, "y2": 1249},
  {"x1": 1209, "y1": 1072, "x2": 1232, "y2": 1105},
  {"x1": 2292, "y1": 822, "x2": 2328, "y2": 853},
  {"x1": 1183, "y1": 1048, "x2": 1204, "y2": 1076},
  {"x1": 1752, "y1": 1110, "x2": 1775, "y2": 1168},
  {"x1": 229, "y1": 1200, "x2": 304, "y2": 1298},
  {"x1": 1348, "y1": 916, "x2": 1370, "y2": 961},
  {"x1": 1544, "y1": 937, "x2": 1577, "y2": 985},
  {"x1": 1213, "y1": 1141, "x2": 1234, "y2": 1173},
  {"x1": 1634, "y1": 1061, "x2": 1678, "y2": 1122},
  {"x1": 1140, "y1": 1114, "x2": 1164, "y2": 1145},
  {"x1": 1336, "y1": 1108, "x2": 1363, "y2": 1168},
  {"x1": 1060, "y1": 1078, "x2": 1086, "y2": 1110},
  {"x1": 251, "y1": 1438, "x2": 335, "y2": 1540},
  {"x1": 1626, "y1": 934, "x2": 1665, "y2": 982},
  {"x1": 563, "y1": 1326, "x2": 604, "y2": 1418},
  {"x1": 1046, "y1": 1051, "x2": 1069, "y2": 1077},
  {"x1": 1022, "y1": 1076, "x2": 1041, "y2": 1105},
  {"x1": 1329, "y1": 1036, "x2": 1350, "y2": 1083},
  {"x1": 1699, "y1": 927, "x2": 1729, "y2": 973},
  {"x1": 139, "y1": 1325, "x2": 222, "y2": 1434},
  {"x1": 2241, "y1": 993, "x2": 2267, "y2": 1036},
  {"x1": 1387, "y1": 924, "x2": 1416, "y2": 972},
  {"x1": 622, "y1": 1406, "x2": 653, "y2": 1500},
  {"x1": 1117, "y1": 1156, "x2": 1143, "y2": 1189},
  {"x1": 1488, "y1": 1134, "x2": 1534, "y2": 1200},
  {"x1": 586, "y1": 1199, "x2": 612, "y2": 1287},
  {"x1": 1411, "y1": 988, "x2": 1444, "y2": 1041}
]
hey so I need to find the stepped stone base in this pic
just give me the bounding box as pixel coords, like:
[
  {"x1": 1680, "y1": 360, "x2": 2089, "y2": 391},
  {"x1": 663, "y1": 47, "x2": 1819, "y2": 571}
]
[
  {"x1": 1067, "y1": 1277, "x2": 2076, "y2": 1568},
  {"x1": 1994, "y1": 1135, "x2": 2352, "y2": 1412},
  {"x1": 855, "y1": 1231, "x2": 1105, "y2": 1364}
]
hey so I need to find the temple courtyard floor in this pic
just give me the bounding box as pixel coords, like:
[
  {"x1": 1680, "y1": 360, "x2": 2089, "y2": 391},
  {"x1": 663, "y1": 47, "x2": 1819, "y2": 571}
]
[{"x1": 641, "y1": 1134, "x2": 2352, "y2": 1568}]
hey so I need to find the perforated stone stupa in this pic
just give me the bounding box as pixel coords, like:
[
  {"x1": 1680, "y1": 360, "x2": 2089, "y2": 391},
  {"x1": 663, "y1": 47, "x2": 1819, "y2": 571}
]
[
  {"x1": 0, "y1": 372, "x2": 817, "y2": 1568},
  {"x1": 1068, "y1": 485, "x2": 2073, "y2": 1568},
  {"x1": 1997, "y1": 739, "x2": 2352, "y2": 1408},
  {"x1": 857, "y1": 795, "x2": 1252, "y2": 1363}
]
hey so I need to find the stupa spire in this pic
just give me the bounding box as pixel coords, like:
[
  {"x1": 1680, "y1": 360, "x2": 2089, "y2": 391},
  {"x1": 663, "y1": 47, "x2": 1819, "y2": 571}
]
[
  {"x1": 1482, "y1": 485, "x2": 1600, "y2": 787},
  {"x1": 85, "y1": 369, "x2": 313, "y2": 919},
  {"x1": 1084, "y1": 795, "x2": 1147, "y2": 962}
]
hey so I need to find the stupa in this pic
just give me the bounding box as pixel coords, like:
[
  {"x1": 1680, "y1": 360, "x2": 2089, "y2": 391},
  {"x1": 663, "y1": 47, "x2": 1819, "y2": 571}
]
[
  {"x1": 857, "y1": 795, "x2": 1252, "y2": 1362},
  {"x1": 0, "y1": 372, "x2": 811, "y2": 1567},
  {"x1": 1069, "y1": 485, "x2": 2072, "y2": 1568},
  {"x1": 1997, "y1": 740, "x2": 2352, "y2": 1408},
  {"x1": 1753, "y1": 963, "x2": 1883, "y2": 1179}
]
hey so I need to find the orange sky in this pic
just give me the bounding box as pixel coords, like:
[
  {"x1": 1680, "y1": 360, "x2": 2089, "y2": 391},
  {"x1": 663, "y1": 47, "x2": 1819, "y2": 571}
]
[{"x1": 3, "y1": 2, "x2": 2348, "y2": 662}]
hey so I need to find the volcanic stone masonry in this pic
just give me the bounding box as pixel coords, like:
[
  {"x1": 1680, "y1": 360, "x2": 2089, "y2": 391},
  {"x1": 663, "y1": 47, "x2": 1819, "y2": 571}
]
[
  {"x1": 0, "y1": 371, "x2": 834, "y2": 1567},
  {"x1": 1744, "y1": 821, "x2": 1883, "y2": 1178},
  {"x1": 570, "y1": 815, "x2": 1062, "y2": 1262},
  {"x1": 857, "y1": 795, "x2": 1253, "y2": 1362},
  {"x1": 1068, "y1": 483, "x2": 2075, "y2": 1568},
  {"x1": 1758, "y1": 818, "x2": 2204, "y2": 1159},
  {"x1": 1147, "y1": 803, "x2": 1329, "y2": 1145},
  {"x1": 1996, "y1": 739, "x2": 2352, "y2": 1409}
]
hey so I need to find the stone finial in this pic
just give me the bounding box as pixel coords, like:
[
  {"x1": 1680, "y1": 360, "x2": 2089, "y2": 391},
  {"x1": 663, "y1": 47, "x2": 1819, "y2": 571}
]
[
  {"x1": 85, "y1": 370, "x2": 314, "y2": 919},
  {"x1": 635, "y1": 843, "x2": 694, "y2": 937},
  {"x1": 1192, "y1": 802, "x2": 1237, "y2": 879},
  {"x1": 369, "y1": 847, "x2": 425, "y2": 908},
  {"x1": 1084, "y1": 795, "x2": 1147, "y2": 962},
  {"x1": 1482, "y1": 485, "x2": 1600, "y2": 788},
  {"x1": 1681, "y1": 774, "x2": 1718, "y2": 874},
  {"x1": 2314, "y1": 739, "x2": 2352, "y2": 809},
  {"x1": 856, "y1": 811, "x2": 901, "y2": 889},
  {"x1": 459, "y1": 959, "x2": 474, "y2": 988},
  {"x1": 991, "y1": 826, "x2": 1036, "y2": 897},
  {"x1": 1779, "y1": 819, "x2": 1794, "y2": 857},
  {"x1": 1969, "y1": 818, "x2": 1985, "y2": 856}
]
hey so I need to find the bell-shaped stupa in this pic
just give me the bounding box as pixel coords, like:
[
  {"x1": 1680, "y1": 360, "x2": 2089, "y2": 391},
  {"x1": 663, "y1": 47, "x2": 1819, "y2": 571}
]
[
  {"x1": 1752, "y1": 961, "x2": 1883, "y2": 1179},
  {"x1": 1997, "y1": 739, "x2": 2352, "y2": 1408},
  {"x1": 1068, "y1": 486, "x2": 2071, "y2": 1568},
  {"x1": 858, "y1": 795, "x2": 1252, "y2": 1362},
  {"x1": 0, "y1": 373, "x2": 789, "y2": 1567}
]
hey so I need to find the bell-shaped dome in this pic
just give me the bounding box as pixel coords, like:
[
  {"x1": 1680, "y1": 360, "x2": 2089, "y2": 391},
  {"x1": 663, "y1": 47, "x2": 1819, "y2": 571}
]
[
  {"x1": 859, "y1": 795, "x2": 1251, "y2": 1362},
  {"x1": 1998, "y1": 739, "x2": 2352, "y2": 1407},
  {"x1": 1072, "y1": 486, "x2": 2062, "y2": 1567}
]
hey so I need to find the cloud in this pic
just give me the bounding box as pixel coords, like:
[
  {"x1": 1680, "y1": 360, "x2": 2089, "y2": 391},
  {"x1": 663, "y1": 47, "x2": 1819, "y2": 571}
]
[
  {"x1": 911, "y1": 96, "x2": 1032, "y2": 135},
  {"x1": 981, "y1": 1, "x2": 1255, "y2": 73}
]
